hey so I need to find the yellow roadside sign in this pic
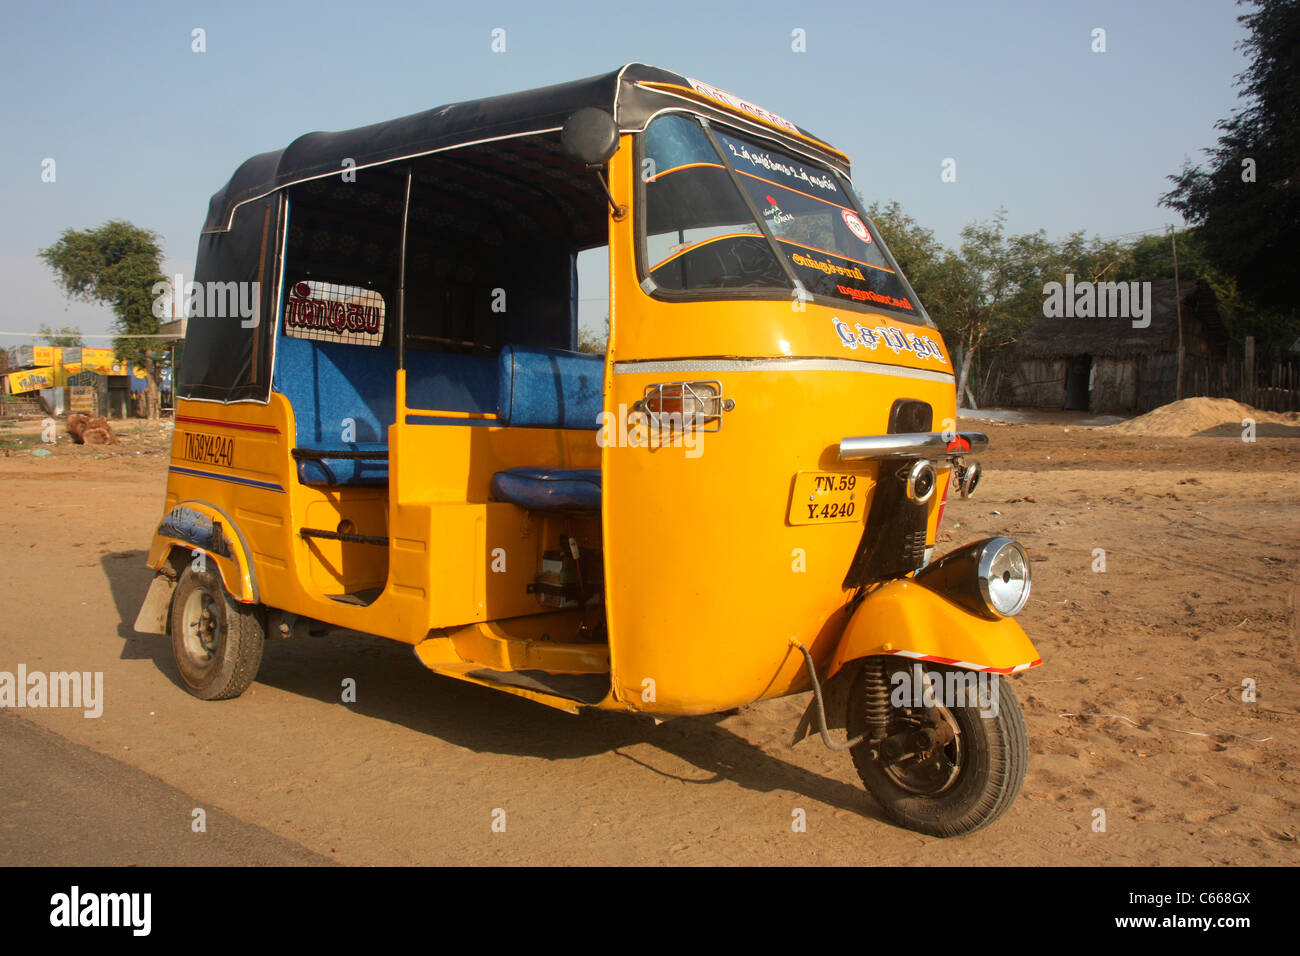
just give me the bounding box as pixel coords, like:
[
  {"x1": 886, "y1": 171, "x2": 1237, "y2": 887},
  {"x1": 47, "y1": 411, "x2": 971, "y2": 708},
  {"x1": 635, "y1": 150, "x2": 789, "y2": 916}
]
[{"x1": 6, "y1": 367, "x2": 55, "y2": 394}]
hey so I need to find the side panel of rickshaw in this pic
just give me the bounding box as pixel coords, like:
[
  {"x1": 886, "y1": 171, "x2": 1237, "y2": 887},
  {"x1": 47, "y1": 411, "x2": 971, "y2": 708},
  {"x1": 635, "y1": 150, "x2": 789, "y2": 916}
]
[
  {"x1": 151, "y1": 391, "x2": 434, "y2": 642},
  {"x1": 156, "y1": 394, "x2": 605, "y2": 647},
  {"x1": 385, "y1": 418, "x2": 601, "y2": 630},
  {"x1": 149, "y1": 395, "x2": 294, "y2": 605}
]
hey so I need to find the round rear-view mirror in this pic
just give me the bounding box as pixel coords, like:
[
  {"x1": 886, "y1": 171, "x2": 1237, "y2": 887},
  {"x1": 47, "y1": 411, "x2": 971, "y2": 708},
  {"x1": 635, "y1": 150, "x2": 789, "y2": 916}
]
[{"x1": 562, "y1": 108, "x2": 619, "y2": 165}]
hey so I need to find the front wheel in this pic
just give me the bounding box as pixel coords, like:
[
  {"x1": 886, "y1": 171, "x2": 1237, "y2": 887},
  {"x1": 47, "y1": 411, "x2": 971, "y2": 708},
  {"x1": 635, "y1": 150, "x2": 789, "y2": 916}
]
[
  {"x1": 847, "y1": 658, "x2": 1028, "y2": 837},
  {"x1": 169, "y1": 566, "x2": 265, "y2": 700}
]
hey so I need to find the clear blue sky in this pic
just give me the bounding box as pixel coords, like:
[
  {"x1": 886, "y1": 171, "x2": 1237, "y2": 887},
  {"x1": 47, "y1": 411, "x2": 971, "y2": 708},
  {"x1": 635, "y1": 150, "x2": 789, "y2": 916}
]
[{"x1": 0, "y1": 0, "x2": 1248, "y2": 343}]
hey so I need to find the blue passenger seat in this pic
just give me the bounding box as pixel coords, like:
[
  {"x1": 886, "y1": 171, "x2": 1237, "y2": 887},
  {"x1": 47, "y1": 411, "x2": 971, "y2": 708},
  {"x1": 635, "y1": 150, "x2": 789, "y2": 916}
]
[
  {"x1": 274, "y1": 337, "x2": 604, "y2": 511},
  {"x1": 496, "y1": 344, "x2": 603, "y2": 430},
  {"x1": 491, "y1": 345, "x2": 604, "y2": 514},
  {"x1": 273, "y1": 336, "x2": 496, "y2": 486}
]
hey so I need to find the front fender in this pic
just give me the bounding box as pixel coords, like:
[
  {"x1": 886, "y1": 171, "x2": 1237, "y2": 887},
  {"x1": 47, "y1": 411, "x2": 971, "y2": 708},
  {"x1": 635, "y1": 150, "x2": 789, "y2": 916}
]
[
  {"x1": 831, "y1": 578, "x2": 1041, "y2": 676},
  {"x1": 792, "y1": 578, "x2": 1041, "y2": 746}
]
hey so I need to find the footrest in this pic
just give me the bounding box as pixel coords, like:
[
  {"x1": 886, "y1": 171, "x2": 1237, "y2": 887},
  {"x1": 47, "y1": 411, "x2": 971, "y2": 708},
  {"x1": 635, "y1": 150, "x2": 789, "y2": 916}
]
[{"x1": 491, "y1": 468, "x2": 602, "y2": 514}]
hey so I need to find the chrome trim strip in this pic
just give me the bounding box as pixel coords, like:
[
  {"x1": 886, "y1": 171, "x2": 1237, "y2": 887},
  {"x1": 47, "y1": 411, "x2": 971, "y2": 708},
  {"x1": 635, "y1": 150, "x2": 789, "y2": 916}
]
[
  {"x1": 613, "y1": 357, "x2": 954, "y2": 383},
  {"x1": 838, "y1": 432, "x2": 989, "y2": 461}
]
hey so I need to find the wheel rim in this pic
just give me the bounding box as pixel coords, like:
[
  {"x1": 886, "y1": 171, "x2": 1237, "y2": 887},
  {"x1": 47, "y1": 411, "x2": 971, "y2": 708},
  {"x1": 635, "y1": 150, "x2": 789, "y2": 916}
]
[
  {"x1": 877, "y1": 702, "x2": 964, "y2": 796},
  {"x1": 180, "y1": 586, "x2": 222, "y2": 669}
]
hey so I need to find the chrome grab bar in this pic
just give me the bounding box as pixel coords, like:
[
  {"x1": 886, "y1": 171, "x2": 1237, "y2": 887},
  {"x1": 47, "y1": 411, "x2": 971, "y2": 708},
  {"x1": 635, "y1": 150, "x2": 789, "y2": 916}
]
[{"x1": 838, "y1": 432, "x2": 989, "y2": 461}]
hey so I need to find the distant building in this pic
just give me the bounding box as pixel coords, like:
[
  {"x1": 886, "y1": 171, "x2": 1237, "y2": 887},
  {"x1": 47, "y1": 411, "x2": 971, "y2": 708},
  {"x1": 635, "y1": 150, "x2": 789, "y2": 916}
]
[
  {"x1": 3, "y1": 343, "x2": 175, "y2": 417},
  {"x1": 1002, "y1": 278, "x2": 1229, "y2": 414}
]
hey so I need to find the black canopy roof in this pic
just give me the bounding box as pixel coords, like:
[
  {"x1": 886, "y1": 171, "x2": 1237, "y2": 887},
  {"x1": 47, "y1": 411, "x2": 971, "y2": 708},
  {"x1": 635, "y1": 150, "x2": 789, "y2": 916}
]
[{"x1": 202, "y1": 63, "x2": 849, "y2": 233}]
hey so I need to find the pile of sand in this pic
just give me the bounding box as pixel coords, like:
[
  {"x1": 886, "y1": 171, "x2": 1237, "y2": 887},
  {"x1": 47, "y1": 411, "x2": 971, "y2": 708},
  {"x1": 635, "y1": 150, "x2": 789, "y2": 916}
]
[{"x1": 1110, "y1": 397, "x2": 1299, "y2": 437}]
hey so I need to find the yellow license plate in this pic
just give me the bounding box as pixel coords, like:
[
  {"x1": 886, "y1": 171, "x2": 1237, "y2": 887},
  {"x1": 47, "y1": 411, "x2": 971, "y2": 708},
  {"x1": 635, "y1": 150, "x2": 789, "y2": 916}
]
[{"x1": 788, "y1": 471, "x2": 863, "y2": 525}]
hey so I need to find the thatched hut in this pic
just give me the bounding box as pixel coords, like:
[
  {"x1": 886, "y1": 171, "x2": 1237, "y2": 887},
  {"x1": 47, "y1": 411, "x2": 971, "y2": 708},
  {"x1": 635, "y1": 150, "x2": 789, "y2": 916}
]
[{"x1": 1002, "y1": 278, "x2": 1229, "y2": 414}]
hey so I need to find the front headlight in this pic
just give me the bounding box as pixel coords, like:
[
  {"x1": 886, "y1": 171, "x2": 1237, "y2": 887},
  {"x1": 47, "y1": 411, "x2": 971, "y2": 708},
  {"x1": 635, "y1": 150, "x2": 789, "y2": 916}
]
[
  {"x1": 914, "y1": 536, "x2": 1032, "y2": 619},
  {"x1": 978, "y1": 538, "x2": 1032, "y2": 617}
]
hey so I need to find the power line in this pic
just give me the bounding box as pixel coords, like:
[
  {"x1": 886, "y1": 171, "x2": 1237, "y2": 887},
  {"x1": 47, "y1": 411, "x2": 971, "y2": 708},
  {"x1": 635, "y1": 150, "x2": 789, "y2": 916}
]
[{"x1": 0, "y1": 331, "x2": 182, "y2": 339}]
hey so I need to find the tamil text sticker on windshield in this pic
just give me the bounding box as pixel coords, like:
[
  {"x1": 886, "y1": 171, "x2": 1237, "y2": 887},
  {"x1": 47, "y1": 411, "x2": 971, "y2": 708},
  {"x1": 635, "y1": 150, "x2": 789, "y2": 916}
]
[{"x1": 712, "y1": 129, "x2": 921, "y2": 316}]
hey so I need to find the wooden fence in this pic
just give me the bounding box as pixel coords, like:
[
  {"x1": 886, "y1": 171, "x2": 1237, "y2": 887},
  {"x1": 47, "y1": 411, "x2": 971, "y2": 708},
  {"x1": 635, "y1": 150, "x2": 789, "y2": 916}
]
[
  {"x1": 975, "y1": 347, "x2": 1299, "y2": 413},
  {"x1": 1184, "y1": 356, "x2": 1300, "y2": 412}
]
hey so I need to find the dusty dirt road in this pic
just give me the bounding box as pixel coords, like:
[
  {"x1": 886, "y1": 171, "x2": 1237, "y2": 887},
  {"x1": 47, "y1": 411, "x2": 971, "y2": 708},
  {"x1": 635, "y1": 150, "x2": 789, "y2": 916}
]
[{"x1": 1, "y1": 417, "x2": 1297, "y2": 865}]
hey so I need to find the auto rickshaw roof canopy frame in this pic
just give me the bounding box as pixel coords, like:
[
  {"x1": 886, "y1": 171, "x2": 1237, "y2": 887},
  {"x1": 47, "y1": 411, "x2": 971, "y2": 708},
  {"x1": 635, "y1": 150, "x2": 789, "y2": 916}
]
[{"x1": 201, "y1": 63, "x2": 851, "y2": 236}]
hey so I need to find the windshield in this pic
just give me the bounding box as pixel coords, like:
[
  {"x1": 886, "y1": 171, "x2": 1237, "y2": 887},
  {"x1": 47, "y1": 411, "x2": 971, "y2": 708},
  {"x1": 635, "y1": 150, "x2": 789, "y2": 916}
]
[
  {"x1": 640, "y1": 113, "x2": 926, "y2": 323},
  {"x1": 641, "y1": 114, "x2": 788, "y2": 291}
]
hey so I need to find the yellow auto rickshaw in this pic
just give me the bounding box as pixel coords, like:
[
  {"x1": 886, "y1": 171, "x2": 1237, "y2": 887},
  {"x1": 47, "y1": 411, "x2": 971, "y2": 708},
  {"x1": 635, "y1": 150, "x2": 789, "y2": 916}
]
[{"x1": 136, "y1": 64, "x2": 1041, "y2": 836}]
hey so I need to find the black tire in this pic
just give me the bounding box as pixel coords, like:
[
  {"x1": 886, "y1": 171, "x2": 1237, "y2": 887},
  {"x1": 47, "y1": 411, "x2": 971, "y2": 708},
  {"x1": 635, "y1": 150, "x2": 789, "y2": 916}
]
[
  {"x1": 169, "y1": 566, "x2": 264, "y2": 700},
  {"x1": 847, "y1": 658, "x2": 1028, "y2": 837}
]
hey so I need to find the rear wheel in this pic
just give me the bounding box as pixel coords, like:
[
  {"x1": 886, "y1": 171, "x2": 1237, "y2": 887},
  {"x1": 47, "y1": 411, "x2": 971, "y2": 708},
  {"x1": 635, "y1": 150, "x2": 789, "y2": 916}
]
[
  {"x1": 847, "y1": 658, "x2": 1028, "y2": 837},
  {"x1": 169, "y1": 567, "x2": 264, "y2": 700}
]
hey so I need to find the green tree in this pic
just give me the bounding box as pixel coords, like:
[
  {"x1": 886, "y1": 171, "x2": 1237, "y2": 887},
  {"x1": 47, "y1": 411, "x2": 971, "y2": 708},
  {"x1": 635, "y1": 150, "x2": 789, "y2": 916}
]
[
  {"x1": 577, "y1": 325, "x2": 608, "y2": 354},
  {"x1": 936, "y1": 211, "x2": 1054, "y2": 406},
  {"x1": 38, "y1": 220, "x2": 166, "y2": 418},
  {"x1": 577, "y1": 313, "x2": 609, "y2": 354},
  {"x1": 1162, "y1": 0, "x2": 1300, "y2": 320},
  {"x1": 861, "y1": 199, "x2": 949, "y2": 311},
  {"x1": 1050, "y1": 231, "x2": 1136, "y2": 285},
  {"x1": 865, "y1": 202, "x2": 1066, "y2": 404},
  {"x1": 37, "y1": 323, "x2": 84, "y2": 348},
  {"x1": 1111, "y1": 229, "x2": 1296, "y2": 357}
]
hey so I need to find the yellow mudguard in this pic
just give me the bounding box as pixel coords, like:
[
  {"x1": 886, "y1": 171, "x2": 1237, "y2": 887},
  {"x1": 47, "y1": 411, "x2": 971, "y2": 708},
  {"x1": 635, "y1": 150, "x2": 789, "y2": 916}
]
[
  {"x1": 831, "y1": 578, "x2": 1042, "y2": 676},
  {"x1": 145, "y1": 501, "x2": 257, "y2": 604}
]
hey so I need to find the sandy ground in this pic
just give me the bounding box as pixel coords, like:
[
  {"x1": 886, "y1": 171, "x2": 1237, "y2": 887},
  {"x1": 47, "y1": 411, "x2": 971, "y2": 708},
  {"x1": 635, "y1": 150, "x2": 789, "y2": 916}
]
[{"x1": 0, "y1": 414, "x2": 1297, "y2": 865}]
